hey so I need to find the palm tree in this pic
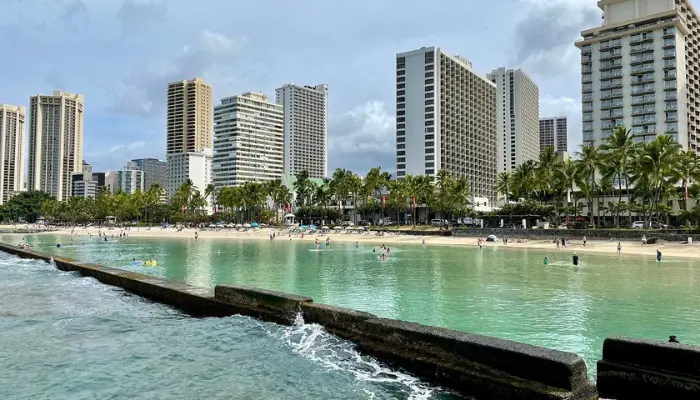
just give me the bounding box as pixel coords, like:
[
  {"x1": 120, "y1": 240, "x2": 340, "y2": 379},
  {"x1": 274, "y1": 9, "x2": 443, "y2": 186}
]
[
  {"x1": 205, "y1": 183, "x2": 217, "y2": 214},
  {"x1": 639, "y1": 135, "x2": 682, "y2": 221},
  {"x1": 362, "y1": 167, "x2": 390, "y2": 222},
  {"x1": 536, "y1": 145, "x2": 560, "y2": 203},
  {"x1": 512, "y1": 160, "x2": 538, "y2": 201},
  {"x1": 600, "y1": 126, "x2": 638, "y2": 226},
  {"x1": 414, "y1": 174, "x2": 434, "y2": 224},
  {"x1": 555, "y1": 159, "x2": 579, "y2": 224},
  {"x1": 494, "y1": 172, "x2": 512, "y2": 205},
  {"x1": 266, "y1": 178, "x2": 290, "y2": 223},
  {"x1": 674, "y1": 150, "x2": 700, "y2": 217},
  {"x1": 575, "y1": 145, "x2": 602, "y2": 227},
  {"x1": 293, "y1": 170, "x2": 313, "y2": 207}
]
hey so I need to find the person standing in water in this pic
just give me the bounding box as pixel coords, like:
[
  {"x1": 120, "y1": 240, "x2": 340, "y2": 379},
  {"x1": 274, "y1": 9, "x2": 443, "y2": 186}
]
[
  {"x1": 582, "y1": 235, "x2": 587, "y2": 247},
  {"x1": 617, "y1": 242, "x2": 622, "y2": 255},
  {"x1": 478, "y1": 238, "x2": 483, "y2": 249},
  {"x1": 572, "y1": 253, "x2": 579, "y2": 266},
  {"x1": 195, "y1": 231, "x2": 198, "y2": 241},
  {"x1": 543, "y1": 256, "x2": 548, "y2": 265},
  {"x1": 657, "y1": 249, "x2": 662, "y2": 262}
]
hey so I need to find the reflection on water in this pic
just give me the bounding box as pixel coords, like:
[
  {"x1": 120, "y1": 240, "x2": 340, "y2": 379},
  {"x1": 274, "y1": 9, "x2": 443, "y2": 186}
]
[
  {"x1": 0, "y1": 254, "x2": 457, "y2": 399},
  {"x1": 10, "y1": 233, "x2": 700, "y2": 377}
]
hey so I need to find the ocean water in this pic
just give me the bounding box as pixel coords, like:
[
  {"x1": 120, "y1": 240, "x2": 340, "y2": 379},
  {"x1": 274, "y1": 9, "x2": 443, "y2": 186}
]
[
  {"x1": 9, "y1": 233, "x2": 700, "y2": 377},
  {"x1": 0, "y1": 253, "x2": 458, "y2": 399}
]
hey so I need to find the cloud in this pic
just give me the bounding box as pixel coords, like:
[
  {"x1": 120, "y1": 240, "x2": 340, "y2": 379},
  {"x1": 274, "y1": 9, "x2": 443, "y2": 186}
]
[
  {"x1": 59, "y1": 0, "x2": 88, "y2": 28},
  {"x1": 328, "y1": 101, "x2": 395, "y2": 175},
  {"x1": 88, "y1": 140, "x2": 157, "y2": 171},
  {"x1": 116, "y1": 0, "x2": 167, "y2": 33},
  {"x1": 108, "y1": 30, "x2": 247, "y2": 116},
  {"x1": 513, "y1": 0, "x2": 600, "y2": 75}
]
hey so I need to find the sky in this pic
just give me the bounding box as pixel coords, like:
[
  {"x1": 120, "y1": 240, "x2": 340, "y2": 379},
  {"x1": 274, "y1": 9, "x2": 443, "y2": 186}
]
[{"x1": 0, "y1": 0, "x2": 604, "y2": 176}]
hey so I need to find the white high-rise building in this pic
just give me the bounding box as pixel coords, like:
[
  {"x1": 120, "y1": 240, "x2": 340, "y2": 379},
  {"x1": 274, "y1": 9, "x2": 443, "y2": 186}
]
[
  {"x1": 28, "y1": 91, "x2": 84, "y2": 201},
  {"x1": 0, "y1": 104, "x2": 26, "y2": 204},
  {"x1": 539, "y1": 116, "x2": 568, "y2": 153},
  {"x1": 166, "y1": 148, "x2": 213, "y2": 211},
  {"x1": 116, "y1": 161, "x2": 145, "y2": 194},
  {"x1": 396, "y1": 47, "x2": 497, "y2": 204},
  {"x1": 487, "y1": 67, "x2": 540, "y2": 173},
  {"x1": 275, "y1": 83, "x2": 328, "y2": 179},
  {"x1": 575, "y1": 0, "x2": 700, "y2": 153},
  {"x1": 213, "y1": 92, "x2": 284, "y2": 187}
]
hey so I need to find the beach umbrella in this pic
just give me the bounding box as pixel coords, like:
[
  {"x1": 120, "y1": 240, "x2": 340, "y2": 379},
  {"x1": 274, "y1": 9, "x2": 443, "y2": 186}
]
[
  {"x1": 251, "y1": 222, "x2": 259, "y2": 227},
  {"x1": 235, "y1": 224, "x2": 243, "y2": 228},
  {"x1": 284, "y1": 213, "x2": 295, "y2": 218},
  {"x1": 309, "y1": 224, "x2": 317, "y2": 229},
  {"x1": 486, "y1": 234, "x2": 498, "y2": 242},
  {"x1": 300, "y1": 225, "x2": 308, "y2": 229},
  {"x1": 243, "y1": 223, "x2": 251, "y2": 228},
  {"x1": 321, "y1": 226, "x2": 329, "y2": 229},
  {"x1": 334, "y1": 226, "x2": 343, "y2": 230}
]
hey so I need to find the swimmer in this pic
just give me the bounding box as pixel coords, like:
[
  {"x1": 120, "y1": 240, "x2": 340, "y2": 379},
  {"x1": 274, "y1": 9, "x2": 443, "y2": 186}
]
[
  {"x1": 543, "y1": 256, "x2": 548, "y2": 265},
  {"x1": 217, "y1": 250, "x2": 221, "y2": 255},
  {"x1": 572, "y1": 253, "x2": 579, "y2": 266},
  {"x1": 355, "y1": 241, "x2": 359, "y2": 248},
  {"x1": 372, "y1": 248, "x2": 376, "y2": 253},
  {"x1": 422, "y1": 239, "x2": 425, "y2": 245},
  {"x1": 617, "y1": 242, "x2": 622, "y2": 255},
  {"x1": 656, "y1": 249, "x2": 662, "y2": 262}
]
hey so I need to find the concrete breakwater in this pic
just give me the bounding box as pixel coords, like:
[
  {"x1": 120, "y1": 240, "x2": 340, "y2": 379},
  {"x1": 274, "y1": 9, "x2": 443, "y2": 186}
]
[{"x1": 1, "y1": 242, "x2": 697, "y2": 399}]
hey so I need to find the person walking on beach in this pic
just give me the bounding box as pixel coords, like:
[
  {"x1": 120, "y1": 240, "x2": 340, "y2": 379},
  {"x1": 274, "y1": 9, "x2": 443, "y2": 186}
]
[
  {"x1": 582, "y1": 235, "x2": 587, "y2": 247},
  {"x1": 556, "y1": 238, "x2": 560, "y2": 249},
  {"x1": 617, "y1": 242, "x2": 622, "y2": 255},
  {"x1": 642, "y1": 234, "x2": 647, "y2": 246}
]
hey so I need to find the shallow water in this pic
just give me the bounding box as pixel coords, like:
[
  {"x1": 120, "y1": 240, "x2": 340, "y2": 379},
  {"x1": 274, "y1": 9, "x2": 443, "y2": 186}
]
[
  {"x1": 0, "y1": 253, "x2": 458, "y2": 399},
  {"x1": 10, "y1": 233, "x2": 700, "y2": 377}
]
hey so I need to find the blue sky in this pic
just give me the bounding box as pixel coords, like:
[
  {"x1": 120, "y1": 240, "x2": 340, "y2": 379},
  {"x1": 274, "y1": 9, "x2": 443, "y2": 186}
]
[{"x1": 1, "y1": 0, "x2": 601, "y2": 175}]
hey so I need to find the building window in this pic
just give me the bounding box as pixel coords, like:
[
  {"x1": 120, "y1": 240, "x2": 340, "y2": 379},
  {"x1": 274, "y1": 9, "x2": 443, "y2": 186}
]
[
  {"x1": 425, "y1": 169, "x2": 434, "y2": 175},
  {"x1": 425, "y1": 155, "x2": 434, "y2": 160},
  {"x1": 425, "y1": 134, "x2": 434, "y2": 140},
  {"x1": 397, "y1": 144, "x2": 405, "y2": 149},
  {"x1": 397, "y1": 164, "x2": 406, "y2": 169},
  {"x1": 425, "y1": 99, "x2": 434, "y2": 105},
  {"x1": 397, "y1": 77, "x2": 405, "y2": 82},
  {"x1": 425, "y1": 71, "x2": 433, "y2": 78},
  {"x1": 397, "y1": 110, "x2": 405, "y2": 116},
  {"x1": 425, "y1": 106, "x2": 434, "y2": 112},
  {"x1": 397, "y1": 83, "x2": 405, "y2": 89}
]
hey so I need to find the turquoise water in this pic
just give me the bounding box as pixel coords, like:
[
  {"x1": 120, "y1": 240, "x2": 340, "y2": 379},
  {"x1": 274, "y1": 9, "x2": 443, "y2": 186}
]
[
  {"x1": 10, "y1": 233, "x2": 700, "y2": 377},
  {"x1": 0, "y1": 253, "x2": 457, "y2": 399}
]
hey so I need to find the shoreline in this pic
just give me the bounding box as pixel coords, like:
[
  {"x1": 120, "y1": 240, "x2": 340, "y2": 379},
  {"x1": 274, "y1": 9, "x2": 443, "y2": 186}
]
[{"x1": 23, "y1": 226, "x2": 700, "y2": 260}]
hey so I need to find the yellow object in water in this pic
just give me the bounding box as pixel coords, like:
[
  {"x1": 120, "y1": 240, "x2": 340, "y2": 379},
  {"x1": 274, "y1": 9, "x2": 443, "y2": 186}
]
[{"x1": 144, "y1": 260, "x2": 157, "y2": 266}]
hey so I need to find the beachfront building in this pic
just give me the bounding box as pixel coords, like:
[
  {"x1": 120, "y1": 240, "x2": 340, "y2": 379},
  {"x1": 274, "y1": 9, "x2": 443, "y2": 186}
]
[
  {"x1": 131, "y1": 158, "x2": 167, "y2": 198},
  {"x1": 116, "y1": 161, "x2": 145, "y2": 195},
  {"x1": 275, "y1": 83, "x2": 328, "y2": 179},
  {"x1": 395, "y1": 46, "x2": 497, "y2": 204},
  {"x1": 539, "y1": 116, "x2": 568, "y2": 153},
  {"x1": 213, "y1": 92, "x2": 284, "y2": 187},
  {"x1": 28, "y1": 91, "x2": 84, "y2": 201},
  {"x1": 71, "y1": 161, "x2": 98, "y2": 198},
  {"x1": 0, "y1": 104, "x2": 26, "y2": 204},
  {"x1": 166, "y1": 77, "x2": 213, "y2": 201},
  {"x1": 575, "y1": 0, "x2": 700, "y2": 153},
  {"x1": 166, "y1": 148, "x2": 213, "y2": 212},
  {"x1": 486, "y1": 67, "x2": 540, "y2": 173}
]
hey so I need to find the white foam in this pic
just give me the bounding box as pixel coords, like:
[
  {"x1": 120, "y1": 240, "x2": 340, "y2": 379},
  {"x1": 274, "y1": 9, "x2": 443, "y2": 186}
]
[{"x1": 263, "y1": 312, "x2": 436, "y2": 399}]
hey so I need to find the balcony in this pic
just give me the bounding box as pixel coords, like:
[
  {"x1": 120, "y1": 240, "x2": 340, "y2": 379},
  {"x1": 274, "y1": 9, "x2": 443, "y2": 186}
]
[
  {"x1": 664, "y1": 71, "x2": 677, "y2": 80},
  {"x1": 632, "y1": 96, "x2": 655, "y2": 105},
  {"x1": 582, "y1": 75, "x2": 593, "y2": 83},
  {"x1": 582, "y1": 84, "x2": 593, "y2": 93},
  {"x1": 631, "y1": 64, "x2": 654, "y2": 74},
  {"x1": 581, "y1": 55, "x2": 592, "y2": 63},
  {"x1": 664, "y1": 59, "x2": 676, "y2": 69},
  {"x1": 666, "y1": 125, "x2": 679, "y2": 133},
  {"x1": 664, "y1": 50, "x2": 676, "y2": 59},
  {"x1": 665, "y1": 102, "x2": 678, "y2": 111},
  {"x1": 630, "y1": 44, "x2": 654, "y2": 53},
  {"x1": 583, "y1": 114, "x2": 594, "y2": 122},
  {"x1": 630, "y1": 55, "x2": 654, "y2": 65},
  {"x1": 632, "y1": 108, "x2": 655, "y2": 116},
  {"x1": 663, "y1": 39, "x2": 676, "y2": 48},
  {"x1": 582, "y1": 94, "x2": 593, "y2": 101},
  {"x1": 600, "y1": 71, "x2": 623, "y2": 79},
  {"x1": 664, "y1": 82, "x2": 677, "y2": 90},
  {"x1": 631, "y1": 77, "x2": 655, "y2": 85},
  {"x1": 610, "y1": 39, "x2": 622, "y2": 47},
  {"x1": 663, "y1": 28, "x2": 675, "y2": 38},
  {"x1": 601, "y1": 90, "x2": 623, "y2": 100},
  {"x1": 600, "y1": 50, "x2": 623, "y2": 60},
  {"x1": 666, "y1": 115, "x2": 678, "y2": 122},
  {"x1": 665, "y1": 92, "x2": 678, "y2": 100},
  {"x1": 600, "y1": 60, "x2": 622, "y2": 69},
  {"x1": 582, "y1": 65, "x2": 592, "y2": 73},
  {"x1": 601, "y1": 101, "x2": 623, "y2": 110},
  {"x1": 632, "y1": 118, "x2": 656, "y2": 125}
]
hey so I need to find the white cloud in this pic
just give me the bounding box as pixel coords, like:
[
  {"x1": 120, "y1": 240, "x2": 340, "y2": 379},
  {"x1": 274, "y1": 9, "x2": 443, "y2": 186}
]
[{"x1": 328, "y1": 100, "x2": 395, "y2": 174}]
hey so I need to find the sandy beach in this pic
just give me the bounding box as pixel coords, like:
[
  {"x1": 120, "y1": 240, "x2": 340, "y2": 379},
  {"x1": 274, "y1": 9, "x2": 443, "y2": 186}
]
[{"x1": 26, "y1": 225, "x2": 700, "y2": 261}]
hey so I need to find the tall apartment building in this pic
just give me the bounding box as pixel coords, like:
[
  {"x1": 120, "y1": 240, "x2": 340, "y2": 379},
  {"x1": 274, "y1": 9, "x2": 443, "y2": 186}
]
[
  {"x1": 28, "y1": 91, "x2": 84, "y2": 201},
  {"x1": 539, "y1": 116, "x2": 569, "y2": 153},
  {"x1": 396, "y1": 47, "x2": 497, "y2": 204},
  {"x1": 166, "y1": 77, "x2": 213, "y2": 201},
  {"x1": 0, "y1": 104, "x2": 26, "y2": 204},
  {"x1": 487, "y1": 67, "x2": 540, "y2": 173},
  {"x1": 275, "y1": 83, "x2": 328, "y2": 179},
  {"x1": 166, "y1": 148, "x2": 212, "y2": 208},
  {"x1": 131, "y1": 158, "x2": 167, "y2": 192},
  {"x1": 575, "y1": 0, "x2": 700, "y2": 152},
  {"x1": 213, "y1": 92, "x2": 284, "y2": 187},
  {"x1": 166, "y1": 78, "x2": 213, "y2": 154},
  {"x1": 116, "y1": 161, "x2": 145, "y2": 194}
]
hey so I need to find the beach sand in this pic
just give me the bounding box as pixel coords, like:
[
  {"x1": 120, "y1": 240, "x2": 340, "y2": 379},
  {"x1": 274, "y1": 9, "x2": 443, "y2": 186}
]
[{"x1": 33, "y1": 225, "x2": 700, "y2": 261}]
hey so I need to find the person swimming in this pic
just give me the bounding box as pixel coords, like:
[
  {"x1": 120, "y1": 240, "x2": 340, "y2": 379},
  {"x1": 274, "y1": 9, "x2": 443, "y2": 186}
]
[
  {"x1": 572, "y1": 253, "x2": 579, "y2": 266},
  {"x1": 355, "y1": 241, "x2": 359, "y2": 248},
  {"x1": 543, "y1": 256, "x2": 548, "y2": 265}
]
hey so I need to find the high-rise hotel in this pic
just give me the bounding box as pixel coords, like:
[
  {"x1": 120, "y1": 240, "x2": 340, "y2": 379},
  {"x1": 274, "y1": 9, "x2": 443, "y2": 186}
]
[
  {"x1": 395, "y1": 47, "x2": 497, "y2": 203},
  {"x1": 165, "y1": 78, "x2": 213, "y2": 201},
  {"x1": 539, "y1": 116, "x2": 568, "y2": 153},
  {"x1": 575, "y1": 0, "x2": 700, "y2": 153},
  {"x1": 213, "y1": 92, "x2": 284, "y2": 187},
  {"x1": 486, "y1": 67, "x2": 540, "y2": 173},
  {"x1": 28, "y1": 91, "x2": 84, "y2": 201},
  {"x1": 275, "y1": 83, "x2": 328, "y2": 179},
  {"x1": 0, "y1": 104, "x2": 26, "y2": 204}
]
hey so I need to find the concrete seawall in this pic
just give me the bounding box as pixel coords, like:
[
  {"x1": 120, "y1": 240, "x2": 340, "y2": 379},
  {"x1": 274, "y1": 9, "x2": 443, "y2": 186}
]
[
  {"x1": 597, "y1": 337, "x2": 700, "y2": 399},
  {"x1": 0, "y1": 242, "x2": 598, "y2": 399}
]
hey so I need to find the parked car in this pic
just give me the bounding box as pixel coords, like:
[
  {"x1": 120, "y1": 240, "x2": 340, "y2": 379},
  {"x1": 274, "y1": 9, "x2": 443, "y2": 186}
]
[
  {"x1": 648, "y1": 221, "x2": 669, "y2": 229},
  {"x1": 631, "y1": 221, "x2": 645, "y2": 228},
  {"x1": 431, "y1": 219, "x2": 448, "y2": 227},
  {"x1": 356, "y1": 220, "x2": 371, "y2": 226}
]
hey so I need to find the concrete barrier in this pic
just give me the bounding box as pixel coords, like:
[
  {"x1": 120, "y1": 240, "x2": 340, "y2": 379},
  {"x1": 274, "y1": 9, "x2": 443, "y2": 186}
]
[
  {"x1": 597, "y1": 337, "x2": 700, "y2": 399},
  {"x1": 0, "y1": 242, "x2": 598, "y2": 399},
  {"x1": 215, "y1": 284, "x2": 312, "y2": 324},
  {"x1": 354, "y1": 318, "x2": 596, "y2": 400}
]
